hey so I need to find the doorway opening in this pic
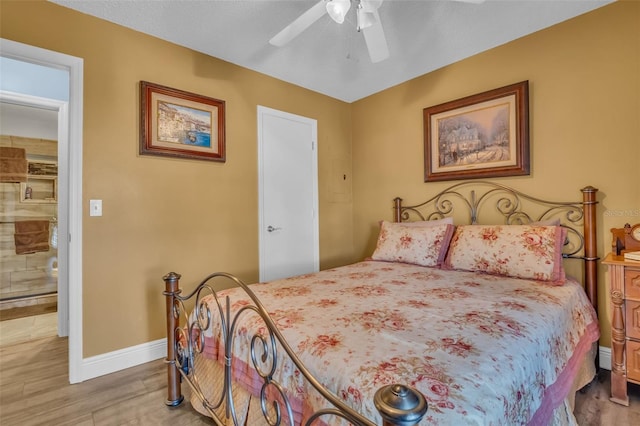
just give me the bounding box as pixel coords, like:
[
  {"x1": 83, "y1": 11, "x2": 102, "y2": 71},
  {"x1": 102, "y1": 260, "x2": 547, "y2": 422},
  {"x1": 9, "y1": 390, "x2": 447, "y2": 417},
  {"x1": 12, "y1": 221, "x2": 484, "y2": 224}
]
[
  {"x1": 1, "y1": 38, "x2": 84, "y2": 383},
  {"x1": 0, "y1": 98, "x2": 61, "y2": 342}
]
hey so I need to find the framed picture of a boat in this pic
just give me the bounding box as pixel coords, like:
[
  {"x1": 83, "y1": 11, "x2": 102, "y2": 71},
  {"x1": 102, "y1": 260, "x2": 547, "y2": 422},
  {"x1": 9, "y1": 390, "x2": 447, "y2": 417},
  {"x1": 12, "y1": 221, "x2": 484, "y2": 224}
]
[{"x1": 140, "y1": 81, "x2": 225, "y2": 162}]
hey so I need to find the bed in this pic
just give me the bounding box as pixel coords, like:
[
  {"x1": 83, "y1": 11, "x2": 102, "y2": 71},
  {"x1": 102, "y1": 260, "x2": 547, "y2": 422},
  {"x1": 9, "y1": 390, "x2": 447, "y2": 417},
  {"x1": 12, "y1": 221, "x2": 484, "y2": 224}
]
[{"x1": 163, "y1": 181, "x2": 600, "y2": 425}]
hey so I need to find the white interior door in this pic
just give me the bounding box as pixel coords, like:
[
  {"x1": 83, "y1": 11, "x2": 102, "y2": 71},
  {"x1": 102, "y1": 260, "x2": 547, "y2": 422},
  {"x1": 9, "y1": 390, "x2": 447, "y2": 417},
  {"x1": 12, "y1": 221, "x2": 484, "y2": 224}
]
[{"x1": 258, "y1": 106, "x2": 319, "y2": 282}]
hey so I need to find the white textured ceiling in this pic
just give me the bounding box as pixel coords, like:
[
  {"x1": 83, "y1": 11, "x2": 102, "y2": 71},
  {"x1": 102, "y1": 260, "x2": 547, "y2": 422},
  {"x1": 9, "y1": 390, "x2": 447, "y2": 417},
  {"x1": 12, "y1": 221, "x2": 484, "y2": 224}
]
[{"x1": 50, "y1": 0, "x2": 613, "y2": 102}]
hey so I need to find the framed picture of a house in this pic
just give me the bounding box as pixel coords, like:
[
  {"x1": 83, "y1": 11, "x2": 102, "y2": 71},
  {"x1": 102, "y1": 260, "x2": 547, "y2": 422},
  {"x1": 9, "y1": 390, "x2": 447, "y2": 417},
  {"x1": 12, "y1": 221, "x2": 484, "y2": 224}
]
[
  {"x1": 140, "y1": 81, "x2": 226, "y2": 162},
  {"x1": 423, "y1": 81, "x2": 529, "y2": 182}
]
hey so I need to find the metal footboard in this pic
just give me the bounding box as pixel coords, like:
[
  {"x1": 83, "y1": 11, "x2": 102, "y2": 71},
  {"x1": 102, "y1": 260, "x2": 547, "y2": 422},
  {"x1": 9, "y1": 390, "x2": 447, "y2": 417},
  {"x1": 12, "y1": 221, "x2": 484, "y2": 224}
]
[{"x1": 163, "y1": 271, "x2": 428, "y2": 426}]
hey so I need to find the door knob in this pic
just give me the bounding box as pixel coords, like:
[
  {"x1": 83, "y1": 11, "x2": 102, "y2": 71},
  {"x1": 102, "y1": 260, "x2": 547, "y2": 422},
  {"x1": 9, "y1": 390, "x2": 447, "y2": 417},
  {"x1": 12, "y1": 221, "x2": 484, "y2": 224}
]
[{"x1": 267, "y1": 225, "x2": 282, "y2": 232}]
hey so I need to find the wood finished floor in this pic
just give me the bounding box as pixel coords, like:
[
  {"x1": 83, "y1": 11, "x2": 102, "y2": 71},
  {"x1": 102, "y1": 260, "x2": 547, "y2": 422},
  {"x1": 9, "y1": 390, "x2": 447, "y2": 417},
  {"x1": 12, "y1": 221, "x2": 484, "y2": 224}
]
[
  {"x1": 0, "y1": 335, "x2": 211, "y2": 426},
  {"x1": 574, "y1": 371, "x2": 640, "y2": 425},
  {"x1": 0, "y1": 312, "x2": 58, "y2": 347},
  {"x1": 1, "y1": 316, "x2": 639, "y2": 425}
]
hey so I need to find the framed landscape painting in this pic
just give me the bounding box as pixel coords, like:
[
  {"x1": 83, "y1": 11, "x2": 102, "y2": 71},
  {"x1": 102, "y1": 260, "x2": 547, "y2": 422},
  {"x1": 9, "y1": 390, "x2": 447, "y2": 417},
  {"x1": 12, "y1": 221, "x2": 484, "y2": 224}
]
[
  {"x1": 423, "y1": 81, "x2": 529, "y2": 182},
  {"x1": 140, "y1": 81, "x2": 226, "y2": 162}
]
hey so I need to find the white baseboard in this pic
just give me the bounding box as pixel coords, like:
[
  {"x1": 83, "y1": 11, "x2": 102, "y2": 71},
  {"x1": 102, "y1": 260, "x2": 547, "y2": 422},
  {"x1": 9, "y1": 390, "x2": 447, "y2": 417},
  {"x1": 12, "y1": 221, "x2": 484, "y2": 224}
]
[
  {"x1": 599, "y1": 345, "x2": 611, "y2": 371},
  {"x1": 80, "y1": 338, "x2": 166, "y2": 381}
]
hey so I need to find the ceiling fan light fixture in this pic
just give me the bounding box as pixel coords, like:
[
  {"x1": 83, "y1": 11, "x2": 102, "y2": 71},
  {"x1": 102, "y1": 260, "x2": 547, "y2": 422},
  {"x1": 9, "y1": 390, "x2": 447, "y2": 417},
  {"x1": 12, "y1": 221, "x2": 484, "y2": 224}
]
[{"x1": 326, "y1": 0, "x2": 351, "y2": 24}]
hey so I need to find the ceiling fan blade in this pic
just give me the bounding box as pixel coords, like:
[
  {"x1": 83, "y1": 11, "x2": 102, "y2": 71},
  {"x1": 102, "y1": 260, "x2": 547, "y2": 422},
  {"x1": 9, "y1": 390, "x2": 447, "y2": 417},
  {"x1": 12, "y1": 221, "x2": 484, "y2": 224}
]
[
  {"x1": 269, "y1": 0, "x2": 327, "y2": 47},
  {"x1": 362, "y1": 10, "x2": 389, "y2": 63},
  {"x1": 361, "y1": 0, "x2": 384, "y2": 12}
]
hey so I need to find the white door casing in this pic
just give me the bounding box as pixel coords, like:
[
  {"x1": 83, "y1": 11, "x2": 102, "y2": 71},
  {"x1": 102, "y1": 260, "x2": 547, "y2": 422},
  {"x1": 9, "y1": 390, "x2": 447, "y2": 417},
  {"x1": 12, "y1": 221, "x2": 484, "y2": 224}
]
[
  {"x1": 1, "y1": 38, "x2": 84, "y2": 383},
  {"x1": 258, "y1": 106, "x2": 319, "y2": 282}
]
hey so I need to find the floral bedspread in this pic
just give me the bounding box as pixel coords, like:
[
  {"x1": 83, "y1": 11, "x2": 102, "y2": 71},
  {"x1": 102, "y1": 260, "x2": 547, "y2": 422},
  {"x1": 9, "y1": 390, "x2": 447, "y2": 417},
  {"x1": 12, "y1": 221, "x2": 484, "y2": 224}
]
[{"x1": 194, "y1": 261, "x2": 599, "y2": 425}]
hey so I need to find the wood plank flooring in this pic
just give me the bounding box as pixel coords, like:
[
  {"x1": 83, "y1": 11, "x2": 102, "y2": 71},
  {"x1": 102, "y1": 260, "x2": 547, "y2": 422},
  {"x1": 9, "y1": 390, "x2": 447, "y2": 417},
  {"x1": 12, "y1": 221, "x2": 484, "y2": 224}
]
[
  {"x1": 0, "y1": 336, "x2": 210, "y2": 426},
  {"x1": 1, "y1": 319, "x2": 640, "y2": 425},
  {"x1": 574, "y1": 369, "x2": 640, "y2": 425},
  {"x1": 0, "y1": 312, "x2": 58, "y2": 346}
]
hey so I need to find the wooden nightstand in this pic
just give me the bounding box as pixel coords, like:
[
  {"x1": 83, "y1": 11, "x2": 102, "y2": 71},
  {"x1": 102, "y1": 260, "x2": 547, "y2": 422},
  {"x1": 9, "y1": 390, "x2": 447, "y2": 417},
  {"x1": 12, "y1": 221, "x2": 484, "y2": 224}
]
[{"x1": 603, "y1": 253, "x2": 640, "y2": 405}]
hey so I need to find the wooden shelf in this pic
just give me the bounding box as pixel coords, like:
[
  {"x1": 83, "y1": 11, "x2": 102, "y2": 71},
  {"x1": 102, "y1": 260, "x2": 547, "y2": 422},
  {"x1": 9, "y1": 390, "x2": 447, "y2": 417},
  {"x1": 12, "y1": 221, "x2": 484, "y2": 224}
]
[{"x1": 20, "y1": 175, "x2": 57, "y2": 204}]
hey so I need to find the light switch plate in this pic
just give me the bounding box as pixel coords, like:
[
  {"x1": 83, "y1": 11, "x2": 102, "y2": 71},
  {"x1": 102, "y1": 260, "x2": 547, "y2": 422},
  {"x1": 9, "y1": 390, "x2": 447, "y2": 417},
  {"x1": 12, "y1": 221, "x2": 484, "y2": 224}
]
[{"x1": 90, "y1": 199, "x2": 102, "y2": 217}]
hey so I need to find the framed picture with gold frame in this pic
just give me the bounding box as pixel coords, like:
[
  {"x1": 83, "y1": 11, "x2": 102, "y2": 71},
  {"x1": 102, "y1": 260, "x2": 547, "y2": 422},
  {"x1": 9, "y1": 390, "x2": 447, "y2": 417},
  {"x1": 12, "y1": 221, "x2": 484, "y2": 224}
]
[
  {"x1": 423, "y1": 81, "x2": 529, "y2": 182},
  {"x1": 140, "y1": 81, "x2": 225, "y2": 162}
]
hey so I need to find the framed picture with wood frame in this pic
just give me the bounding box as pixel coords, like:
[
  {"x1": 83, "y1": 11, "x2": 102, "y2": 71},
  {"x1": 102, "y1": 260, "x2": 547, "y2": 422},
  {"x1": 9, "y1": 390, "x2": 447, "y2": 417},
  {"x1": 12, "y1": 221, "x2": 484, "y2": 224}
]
[
  {"x1": 140, "y1": 81, "x2": 225, "y2": 162},
  {"x1": 423, "y1": 81, "x2": 529, "y2": 182}
]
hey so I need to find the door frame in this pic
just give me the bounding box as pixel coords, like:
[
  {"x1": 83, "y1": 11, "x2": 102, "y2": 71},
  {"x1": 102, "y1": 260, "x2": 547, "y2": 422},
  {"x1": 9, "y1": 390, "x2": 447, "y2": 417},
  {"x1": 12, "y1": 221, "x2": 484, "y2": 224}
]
[
  {"x1": 1, "y1": 38, "x2": 84, "y2": 383},
  {"x1": 257, "y1": 106, "x2": 319, "y2": 282}
]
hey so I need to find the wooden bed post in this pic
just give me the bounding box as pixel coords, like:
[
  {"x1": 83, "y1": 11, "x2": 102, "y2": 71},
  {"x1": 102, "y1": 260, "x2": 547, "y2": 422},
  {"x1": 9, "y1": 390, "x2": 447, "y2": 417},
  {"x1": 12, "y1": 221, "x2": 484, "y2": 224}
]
[
  {"x1": 581, "y1": 186, "x2": 599, "y2": 312},
  {"x1": 163, "y1": 271, "x2": 184, "y2": 407}
]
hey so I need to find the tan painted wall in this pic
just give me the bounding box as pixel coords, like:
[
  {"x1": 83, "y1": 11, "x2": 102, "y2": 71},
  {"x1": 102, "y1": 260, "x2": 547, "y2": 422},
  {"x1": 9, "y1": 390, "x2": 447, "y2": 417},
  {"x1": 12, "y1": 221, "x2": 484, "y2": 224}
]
[
  {"x1": 1, "y1": 1, "x2": 354, "y2": 357},
  {"x1": 2, "y1": 0, "x2": 637, "y2": 357},
  {"x1": 352, "y1": 1, "x2": 640, "y2": 348}
]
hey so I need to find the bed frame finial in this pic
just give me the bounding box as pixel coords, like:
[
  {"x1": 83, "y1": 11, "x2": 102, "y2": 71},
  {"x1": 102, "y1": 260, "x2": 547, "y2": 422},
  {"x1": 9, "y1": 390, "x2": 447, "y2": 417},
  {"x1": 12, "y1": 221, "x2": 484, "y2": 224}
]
[{"x1": 374, "y1": 384, "x2": 428, "y2": 426}]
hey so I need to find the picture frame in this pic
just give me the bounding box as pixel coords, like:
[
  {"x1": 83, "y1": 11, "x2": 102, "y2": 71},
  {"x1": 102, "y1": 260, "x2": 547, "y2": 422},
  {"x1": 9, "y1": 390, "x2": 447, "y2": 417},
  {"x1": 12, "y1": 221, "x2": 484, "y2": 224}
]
[
  {"x1": 423, "y1": 81, "x2": 529, "y2": 182},
  {"x1": 140, "y1": 81, "x2": 225, "y2": 162}
]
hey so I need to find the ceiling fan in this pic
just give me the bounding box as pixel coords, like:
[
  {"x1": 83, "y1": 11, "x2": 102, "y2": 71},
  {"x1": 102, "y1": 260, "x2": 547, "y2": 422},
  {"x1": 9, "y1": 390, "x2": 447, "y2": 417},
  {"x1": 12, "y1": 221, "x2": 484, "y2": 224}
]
[{"x1": 269, "y1": 0, "x2": 486, "y2": 64}]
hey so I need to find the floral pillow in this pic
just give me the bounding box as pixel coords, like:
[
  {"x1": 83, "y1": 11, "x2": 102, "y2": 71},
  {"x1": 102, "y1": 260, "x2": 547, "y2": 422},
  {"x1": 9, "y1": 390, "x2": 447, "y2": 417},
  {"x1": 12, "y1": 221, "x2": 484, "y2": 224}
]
[
  {"x1": 443, "y1": 225, "x2": 567, "y2": 284},
  {"x1": 371, "y1": 221, "x2": 455, "y2": 267}
]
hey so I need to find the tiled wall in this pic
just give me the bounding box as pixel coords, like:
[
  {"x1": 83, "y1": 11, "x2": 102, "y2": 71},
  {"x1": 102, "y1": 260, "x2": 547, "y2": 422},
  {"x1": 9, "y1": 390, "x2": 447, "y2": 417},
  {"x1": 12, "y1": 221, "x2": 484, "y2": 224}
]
[{"x1": 0, "y1": 135, "x2": 57, "y2": 300}]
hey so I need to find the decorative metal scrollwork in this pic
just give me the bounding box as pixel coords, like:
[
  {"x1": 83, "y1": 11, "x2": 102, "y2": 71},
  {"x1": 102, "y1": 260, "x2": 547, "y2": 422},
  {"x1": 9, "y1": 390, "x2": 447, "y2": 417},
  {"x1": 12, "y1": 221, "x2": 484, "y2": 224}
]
[
  {"x1": 395, "y1": 181, "x2": 588, "y2": 259},
  {"x1": 260, "y1": 381, "x2": 293, "y2": 426},
  {"x1": 168, "y1": 272, "x2": 378, "y2": 426}
]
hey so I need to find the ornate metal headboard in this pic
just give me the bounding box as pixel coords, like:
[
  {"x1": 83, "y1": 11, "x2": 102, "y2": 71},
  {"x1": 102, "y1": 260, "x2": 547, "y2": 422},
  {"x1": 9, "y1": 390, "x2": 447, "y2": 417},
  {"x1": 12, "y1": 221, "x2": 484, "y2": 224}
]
[{"x1": 393, "y1": 181, "x2": 599, "y2": 310}]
